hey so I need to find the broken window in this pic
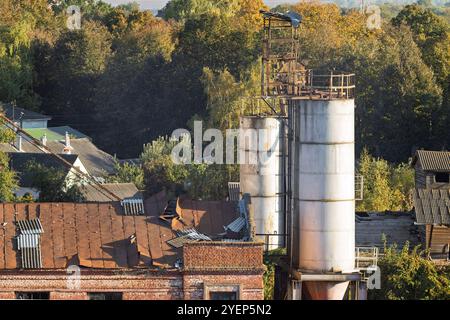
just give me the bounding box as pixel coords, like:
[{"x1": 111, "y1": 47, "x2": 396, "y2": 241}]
[
  {"x1": 435, "y1": 172, "x2": 450, "y2": 183},
  {"x1": 209, "y1": 292, "x2": 237, "y2": 300},
  {"x1": 16, "y1": 292, "x2": 50, "y2": 300},
  {"x1": 88, "y1": 292, "x2": 123, "y2": 300}
]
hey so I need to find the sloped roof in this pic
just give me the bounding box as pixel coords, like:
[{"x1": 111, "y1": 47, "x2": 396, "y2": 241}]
[
  {"x1": 0, "y1": 104, "x2": 51, "y2": 121},
  {"x1": 413, "y1": 188, "x2": 450, "y2": 226},
  {"x1": 8, "y1": 153, "x2": 78, "y2": 187},
  {"x1": 81, "y1": 183, "x2": 142, "y2": 202},
  {"x1": 0, "y1": 202, "x2": 178, "y2": 269},
  {"x1": 413, "y1": 150, "x2": 450, "y2": 172},
  {"x1": 173, "y1": 197, "x2": 239, "y2": 237},
  {"x1": 47, "y1": 138, "x2": 116, "y2": 176},
  {"x1": 1, "y1": 138, "x2": 117, "y2": 177}
]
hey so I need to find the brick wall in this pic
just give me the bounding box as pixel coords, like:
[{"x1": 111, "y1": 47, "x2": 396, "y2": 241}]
[
  {"x1": 0, "y1": 243, "x2": 265, "y2": 300},
  {"x1": 183, "y1": 242, "x2": 264, "y2": 271}
]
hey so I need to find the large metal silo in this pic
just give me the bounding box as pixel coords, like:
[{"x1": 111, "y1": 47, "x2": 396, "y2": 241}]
[
  {"x1": 288, "y1": 98, "x2": 355, "y2": 300},
  {"x1": 239, "y1": 116, "x2": 286, "y2": 250}
]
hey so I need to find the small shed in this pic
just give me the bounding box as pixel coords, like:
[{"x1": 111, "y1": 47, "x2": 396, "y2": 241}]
[{"x1": 412, "y1": 150, "x2": 450, "y2": 189}]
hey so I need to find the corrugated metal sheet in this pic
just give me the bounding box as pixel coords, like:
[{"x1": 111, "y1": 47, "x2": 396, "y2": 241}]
[
  {"x1": 167, "y1": 228, "x2": 212, "y2": 248},
  {"x1": 17, "y1": 218, "x2": 44, "y2": 234},
  {"x1": 228, "y1": 182, "x2": 240, "y2": 201},
  {"x1": 17, "y1": 234, "x2": 42, "y2": 269},
  {"x1": 226, "y1": 217, "x2": 246, "y2": 233},
  {"x1": 415, "y1": 150, "x2": 450, "y2": 172},
  {"x1": 413, "y1": 188, "x2": 450, "y2": 225},
  {"x1": 121, "y1": 198, "x2": 145, "y2": 215}
]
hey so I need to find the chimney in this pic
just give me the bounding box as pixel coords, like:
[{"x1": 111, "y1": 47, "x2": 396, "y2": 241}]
[
  {"x1": 41, "y1": 134, "x2": 47, "y2": 146},
  {"x1": 14, "y1": 134, "x2": 23, "y2": 152},
  {"x1": 63, "y1": 131, "x2": 73, "y2": 154}
]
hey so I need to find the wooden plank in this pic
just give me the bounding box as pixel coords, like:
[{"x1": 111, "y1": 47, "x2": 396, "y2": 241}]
[
  {"x1": 39, "y1": 203, "x2": 55, "y2": 268},
  {"x1": 75, "y1": 203, "x2": 92, "y2": 267},
  {"x1": 99, "y1": 204, "x2": 115, "y2": 268},
  {"x1": 86, "y1": 203, "x2": 104, "y2": 268},
  {"x1": 51, "y1": 203, "x2": 66, "y2": 268},
  {"x1": 0, "y1": 204, "x2": 5, "y2": 268},
  {"x1": 62, "y1": 203, "x2": 78, "y2": 260},
  {"x1": 3, "y1": 204, "x2": 17, "y2": 269}
]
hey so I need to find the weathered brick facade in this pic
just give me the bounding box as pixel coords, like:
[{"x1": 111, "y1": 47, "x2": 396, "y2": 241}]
[{"x1": 0, "y1": 243, "x2": 264, "y2": 300}]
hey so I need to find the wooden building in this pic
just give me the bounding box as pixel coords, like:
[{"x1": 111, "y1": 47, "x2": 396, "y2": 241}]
[{"x1": 412, "y1": 150, "x2": 450, "y2": 189}]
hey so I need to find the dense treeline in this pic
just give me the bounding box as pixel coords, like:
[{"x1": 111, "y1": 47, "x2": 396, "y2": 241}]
[{"x1": 0, "y1": 0, "x2": 448, "y2": 162}]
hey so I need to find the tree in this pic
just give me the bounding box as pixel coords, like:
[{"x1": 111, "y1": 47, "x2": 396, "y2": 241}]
[
  {"x1": 356, "y1": 149, "x2": 414, "y2": 212},
  {"x1": 22, "y1": 160, "x2": 85, "y2": 202},
  {"x1": 107, "y1": 160, "x2": 145, "y2": 190},
  {"x1": 0, "y1": 151, "x2": 17, "y2": 202},
  {"x1": 370, "y1": 243, "x2": 450, "y2": 300}
]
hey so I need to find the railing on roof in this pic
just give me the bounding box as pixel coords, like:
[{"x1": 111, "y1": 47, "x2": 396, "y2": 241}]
[
  {"x1": 265, "y1": 69, "x2": 355, "y2": 99},
  {"x1": 256, "y1": 233, "x2": 288, "y2": 252}
]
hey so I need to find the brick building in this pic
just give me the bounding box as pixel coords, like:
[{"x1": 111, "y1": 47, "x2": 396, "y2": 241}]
[{"x1": 0, "y1": 196, "x2": 264, "y2": 300}]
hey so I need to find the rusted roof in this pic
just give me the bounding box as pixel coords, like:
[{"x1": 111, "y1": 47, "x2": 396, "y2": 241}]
[
  {"x1": 173, "y1": 197, "x2": 239, "y2": 237},
  {"x1": 413, "y1": 150, "x2": 450, "y2": 172},
  {"x1": 413, "y1": 188, "x2": 450, "y2": 225},
  {"x1": 0, "y1": 202, "x2": 179, "y2": 270}
]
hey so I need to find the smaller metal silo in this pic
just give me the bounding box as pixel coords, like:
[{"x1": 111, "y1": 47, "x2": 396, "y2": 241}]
[{"x1": 239, "y1": 116, "x2": 286, "y2": 250}]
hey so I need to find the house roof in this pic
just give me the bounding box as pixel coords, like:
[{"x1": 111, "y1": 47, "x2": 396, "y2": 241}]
[
  {"x1": 0, "y1": 199, "x2": 178, "y2": 270},
  {"x1": 0, "y1": 104, "x2": 51, "y2": 121},
  {"x1": 25, "y1": 126, "x2": 88, "y2": 141},
  {"x1": 172, "y1": 197, "x2": 239, "y2": 238},
  {"x1": 413, "y1": 188, "x2": 450, "y2": 226},
  {"x1": 8, "y1": 152, "x2": 78, "y2": 187},
  {"x1": 1, "y1": 137, "x2": 116, "y2": 177},
  {"x1": 412, "y1": 150, "x2": 450, "y2": 172},
  {"x1": 81, "y1": 183, "x2": 142, "y2": 202}
]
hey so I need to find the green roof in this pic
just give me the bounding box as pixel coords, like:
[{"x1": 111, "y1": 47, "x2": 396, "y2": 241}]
[{"x1": 24, "y1": 126, "x2": 89, "y2": 142}]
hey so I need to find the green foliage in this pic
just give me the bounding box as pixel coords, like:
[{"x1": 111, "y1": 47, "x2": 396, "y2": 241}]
[
  {"x1": 107, "y1": 160, "x2": 145, "y2": 190},
  {"x1": 0, "y1": 151, "x2": 17, "y2": 202},
  {"x1": 140, "y1": 135, "x2": 238, "y2": 200},
  {"x1": 263, "y1": 248, "x2": 287, "y2": 300},
  {"x1": 22, "y1": 160, "x2": 85, "y2": 202},
  {"x1": 370, "y1": 243, "x2": 450, "y2": 300},
  {"x1": 356, "y1": 149, "x2": 414, "y2": 212}
]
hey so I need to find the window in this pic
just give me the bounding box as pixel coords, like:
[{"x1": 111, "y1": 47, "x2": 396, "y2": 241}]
[
  {"x1": 435, "y1": 172, "x2": 450, "y2": 183},
  {"x1": 88, "y1": 292, "x2": 123, "y2": 300},
  {"x1": 209, "y1": 292, "x2": 237, "y2": 300},
  {"x1": 204, "y1": 284, "x2": 240, "y2": 300},
  {"x1": 16, "y1": 292, "x2": 49, "y2": 300}
]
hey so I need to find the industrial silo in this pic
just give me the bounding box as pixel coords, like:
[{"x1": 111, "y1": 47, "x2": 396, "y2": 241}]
[
  {"x1": 239, "y1": 116, "x2": 286, "y2": 250},
  {"x1": 288, "y1": 98, "x2": 356, "y2": 300}
]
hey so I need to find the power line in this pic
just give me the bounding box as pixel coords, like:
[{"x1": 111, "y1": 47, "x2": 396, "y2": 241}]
[{"x1": 0, "y1": 114, "x2": 122, "y2": 202}]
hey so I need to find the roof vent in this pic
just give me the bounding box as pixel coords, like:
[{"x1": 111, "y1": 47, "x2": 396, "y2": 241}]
[
  {"x1": 121, "y1": 198, "x2": 145, "y2": 216},
  {"x1": 16, "y1": 218, "x2": 44, "y2": 269}
]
